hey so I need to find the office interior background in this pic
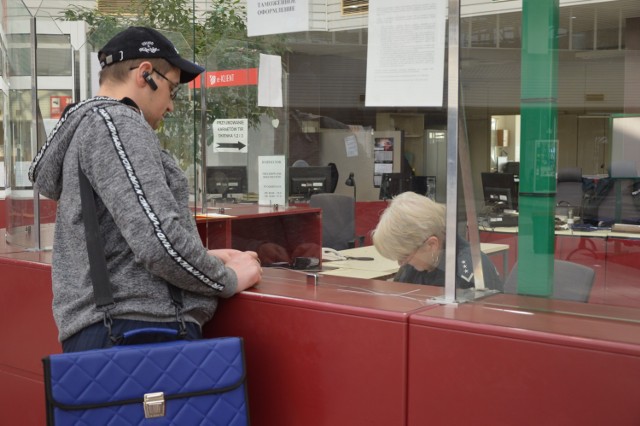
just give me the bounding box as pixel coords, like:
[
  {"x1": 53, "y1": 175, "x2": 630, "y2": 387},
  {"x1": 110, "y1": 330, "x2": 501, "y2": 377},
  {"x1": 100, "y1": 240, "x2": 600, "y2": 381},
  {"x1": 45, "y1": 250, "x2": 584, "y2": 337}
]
[
  {"x1": 3, "y1": 0, "x2": 640, "y2": 308},
  {"x1": 2, "y1": 0, "x2": 640, "y2": 424}
]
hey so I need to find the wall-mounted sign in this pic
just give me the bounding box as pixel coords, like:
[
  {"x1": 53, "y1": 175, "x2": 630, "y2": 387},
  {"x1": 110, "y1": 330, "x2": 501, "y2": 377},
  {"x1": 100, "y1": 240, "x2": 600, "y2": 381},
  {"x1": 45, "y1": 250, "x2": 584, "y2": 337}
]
[
  {"x1": 190, "y1": 69, "x2": 258, "y2": 89},
  {"x1": 213, "y1": 119, "x2": 249, "y2": 153},
  {"x1": 50, "y1": 96, "x2": 72, "y2": 119},
  {"x1": 247, "y1": 0, "x2": 309, "y2": 37},
  {"x1": 259, "y1": 155, "x2": 286, "y2": 206},
  {"x1": 365, "y1": 0, "x2": 446, "y2": 107}
]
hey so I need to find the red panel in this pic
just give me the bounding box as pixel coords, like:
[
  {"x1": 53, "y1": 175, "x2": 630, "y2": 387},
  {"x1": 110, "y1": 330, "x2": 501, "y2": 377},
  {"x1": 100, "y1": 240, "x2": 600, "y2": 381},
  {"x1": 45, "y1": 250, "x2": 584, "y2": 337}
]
[
  {"x1": 408, "y1": 302, "x2": 640, "y2": 426},
  {"x1": 0, "y1": 370, "x2": 46, "y2": 424},
  {"x1": 603, "y1": 237, "x2": 640, "y2": 308},
  {"x1": 355, "y1": 201, "x2": 389, "y2": 246},
  {"x1": 0, "y1": 259, "x2": 60, "y2": 373},
  {"x1": 196, "y1": 205, "x2": 322, "y2": 263},
  {"x1": 196, "y1": 218, "x2": 229, "y2": 249},
  {"x1": 409, "y1": 324, "x2": 640, "y2": 425},
  {"x1": 0, "y1": 199, "x2": 5, "y2": 229},
  {"x1": 0, "y1": 255, "x2": 58, "y2": 426},
  {"x1": 205, "y1": 295, "x2": 408, "y2": 426}
]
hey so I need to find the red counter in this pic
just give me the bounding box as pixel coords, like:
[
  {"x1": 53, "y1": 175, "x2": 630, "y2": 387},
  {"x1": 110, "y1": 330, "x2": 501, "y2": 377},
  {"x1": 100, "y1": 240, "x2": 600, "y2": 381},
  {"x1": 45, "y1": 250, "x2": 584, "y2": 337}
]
[
  {"x1": 205, "y1": 268, "x2": 440, "y2": 426},
  {"x1": 4, "y1": 222, "x2": 640, "y2": 425},
  {"x1": 408, "y1": 294, "x2": 640, "y2": 425}
]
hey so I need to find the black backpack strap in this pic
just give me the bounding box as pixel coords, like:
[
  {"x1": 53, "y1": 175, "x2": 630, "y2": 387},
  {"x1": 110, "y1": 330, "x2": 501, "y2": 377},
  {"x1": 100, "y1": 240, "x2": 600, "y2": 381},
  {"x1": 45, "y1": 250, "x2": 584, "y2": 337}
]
[
  {"x1": 78, "y1": 159, "x2": 114, "y2": 309},
  {"x1": 78, "y1": 158, "x2": 186, "y2": 338}
]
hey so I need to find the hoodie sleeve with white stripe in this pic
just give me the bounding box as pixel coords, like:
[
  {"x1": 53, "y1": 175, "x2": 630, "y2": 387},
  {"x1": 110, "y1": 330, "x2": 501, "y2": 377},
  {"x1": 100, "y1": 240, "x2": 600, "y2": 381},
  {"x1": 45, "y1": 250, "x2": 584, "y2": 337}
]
[{"x1": 29, "y1": 97, "x2": 236, "y2": 341}]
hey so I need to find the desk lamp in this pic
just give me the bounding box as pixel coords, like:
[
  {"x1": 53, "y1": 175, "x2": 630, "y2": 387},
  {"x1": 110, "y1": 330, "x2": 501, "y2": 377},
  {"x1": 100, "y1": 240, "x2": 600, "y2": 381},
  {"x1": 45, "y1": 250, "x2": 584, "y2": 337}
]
[{"x1": 345, "y1": 172, "x2": 356, "y2": 201}]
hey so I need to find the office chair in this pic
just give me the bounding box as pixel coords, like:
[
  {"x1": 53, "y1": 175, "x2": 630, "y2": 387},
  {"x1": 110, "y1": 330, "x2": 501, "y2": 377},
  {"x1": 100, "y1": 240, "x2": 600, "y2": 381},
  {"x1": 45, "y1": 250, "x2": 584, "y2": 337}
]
[
  {"x1": 504, "y1": 260, "x2": 595, "y2": 302},
  {"x1": 595, "y1": 179, "x2": 640, "y2": 225},
  {"x1": 556, "y1": 167, "x2": 584, "y2": 217},
  {"x1": 309, "y1": 193, "x2": 364, "y2": 250},
  {"x1": 594, "y1": 161, "x2": 640, "y2": 225}
]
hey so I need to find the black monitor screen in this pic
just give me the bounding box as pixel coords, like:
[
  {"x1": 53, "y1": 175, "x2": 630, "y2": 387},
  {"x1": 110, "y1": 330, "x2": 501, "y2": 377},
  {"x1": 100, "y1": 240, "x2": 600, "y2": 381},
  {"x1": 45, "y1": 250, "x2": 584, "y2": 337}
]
[
  {"x1": 289, "y1": 166, "x2": 332, "y2": 199},
  {"x1": 503, "y1": 161, "x2": 520, "y2": 176},
  {"x1": 206, "y1": 166, "x2": 247, "y2": 197},
  {"x1": 481, "y1": 172, "x2": 518, "y2": 211},
  {"x1": 379, "y1": 173, "x2": 413, "y2": 200}
]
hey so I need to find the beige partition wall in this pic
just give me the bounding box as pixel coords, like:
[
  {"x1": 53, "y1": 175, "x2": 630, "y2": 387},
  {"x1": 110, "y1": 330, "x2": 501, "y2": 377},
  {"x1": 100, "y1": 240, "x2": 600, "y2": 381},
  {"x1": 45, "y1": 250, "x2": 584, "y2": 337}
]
[{"x1": 318, "y1": 129, "x2": 402, "y2": 201}]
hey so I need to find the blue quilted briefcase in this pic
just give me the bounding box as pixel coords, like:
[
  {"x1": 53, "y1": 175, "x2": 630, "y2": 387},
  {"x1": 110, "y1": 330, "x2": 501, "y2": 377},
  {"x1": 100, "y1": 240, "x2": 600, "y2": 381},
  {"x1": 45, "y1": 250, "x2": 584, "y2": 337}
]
[{"x1": 43, "y1": 337, "x2": 249, "y2": 425}]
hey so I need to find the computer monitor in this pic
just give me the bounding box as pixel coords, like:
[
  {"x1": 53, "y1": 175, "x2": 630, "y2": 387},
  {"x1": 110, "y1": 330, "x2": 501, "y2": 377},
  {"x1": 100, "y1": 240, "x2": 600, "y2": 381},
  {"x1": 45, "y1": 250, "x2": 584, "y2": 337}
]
[
  {"x1": 411, "y1": 176, "x2": 436, "y2": 199},
  {"x1": 379, "y1": 173, "x2": 413, "y2": 200},
  {"x1": 206, "y1": 166, "x2": 247, "y2": 198},
  {"x1": 481, "y1": 172, "x2": 519, "y2": 211},
  {"x1": 289, "y1": 166, "x2": 332, "y2": 200},
  {"x1": 503, "y1": 161, "x2": 520, "y2": 177}
]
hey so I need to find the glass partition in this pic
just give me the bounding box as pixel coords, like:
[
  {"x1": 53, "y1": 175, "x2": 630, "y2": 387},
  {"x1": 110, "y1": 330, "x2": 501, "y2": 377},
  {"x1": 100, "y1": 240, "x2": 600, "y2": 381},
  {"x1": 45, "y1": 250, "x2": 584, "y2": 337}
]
[
  {"x1": 4, "y1": 1, "x2": 38, "y2": 248},
  {"x1": 465, "y1": 0, "x2": 640, "y2": 315},
  {"x1": 3, "y1": 0, "x2": 640, "y2": 316}
]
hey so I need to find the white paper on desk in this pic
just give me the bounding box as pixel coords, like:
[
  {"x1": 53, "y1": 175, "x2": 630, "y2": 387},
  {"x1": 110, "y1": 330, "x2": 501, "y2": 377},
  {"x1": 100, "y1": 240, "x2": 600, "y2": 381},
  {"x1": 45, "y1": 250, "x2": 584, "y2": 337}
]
[
  {"x1": 365, "y1": 0, "x2": 446, "y2": 107},
  {"x1": 345, "y1": 135, "x2": 358, "y2": 158},
  {"x1": 258, "y1": 54, "x2": 283, "y2": 107},
  {"x1": 197, "y1": 213, "x2": 234, "y2": 218}
]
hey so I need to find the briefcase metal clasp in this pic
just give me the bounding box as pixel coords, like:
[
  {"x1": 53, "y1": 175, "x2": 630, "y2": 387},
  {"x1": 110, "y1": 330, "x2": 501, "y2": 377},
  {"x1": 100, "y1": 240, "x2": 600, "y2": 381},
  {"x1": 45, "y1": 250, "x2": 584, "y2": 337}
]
[{"x1": 143, "y1": 392, "x2": 166, "y2": 418}]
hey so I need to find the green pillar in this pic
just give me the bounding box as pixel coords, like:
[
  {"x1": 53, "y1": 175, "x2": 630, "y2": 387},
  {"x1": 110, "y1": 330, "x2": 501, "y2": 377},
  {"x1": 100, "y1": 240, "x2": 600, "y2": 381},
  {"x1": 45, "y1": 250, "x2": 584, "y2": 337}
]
[{"x1": 517, "y1": 0, "x2": 559, "y2": 296}]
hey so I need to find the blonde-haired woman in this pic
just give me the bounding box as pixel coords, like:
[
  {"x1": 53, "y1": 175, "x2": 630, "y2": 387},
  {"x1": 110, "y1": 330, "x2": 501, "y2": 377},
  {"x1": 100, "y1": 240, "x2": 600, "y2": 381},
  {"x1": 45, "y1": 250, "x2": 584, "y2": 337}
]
[{"x1": 372, "y1": 192, "x2": 502, "y2": 290}]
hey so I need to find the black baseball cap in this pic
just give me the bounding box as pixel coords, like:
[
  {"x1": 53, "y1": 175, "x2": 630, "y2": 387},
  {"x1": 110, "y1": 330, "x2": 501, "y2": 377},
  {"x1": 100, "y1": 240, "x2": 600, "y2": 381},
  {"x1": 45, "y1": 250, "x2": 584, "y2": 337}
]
[{"x1": 98, "y1": 26, "x2": 205, "y2": 83}]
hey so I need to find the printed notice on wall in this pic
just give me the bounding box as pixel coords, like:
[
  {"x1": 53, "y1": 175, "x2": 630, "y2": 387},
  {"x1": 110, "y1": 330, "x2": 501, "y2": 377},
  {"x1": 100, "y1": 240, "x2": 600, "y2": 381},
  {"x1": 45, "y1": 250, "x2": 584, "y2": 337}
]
[
  {"x1": 247, "y1": 0, "x2": 309, "y2": 37},
  {"x1": 258, "y1": 54, "x2": 283, "y2": 107},
  {"x1": 345, "y1": 134, "x2": 359, "y2": 158},
  {"x1": 259, "y1": 155, "x2": 286, "y2": 206},
  {"x1": 213, "y1": 119, "x2": 248, "y2": 153},
  {"x1": 365, "y1": 0, "x2": 446, "y2": 107}
]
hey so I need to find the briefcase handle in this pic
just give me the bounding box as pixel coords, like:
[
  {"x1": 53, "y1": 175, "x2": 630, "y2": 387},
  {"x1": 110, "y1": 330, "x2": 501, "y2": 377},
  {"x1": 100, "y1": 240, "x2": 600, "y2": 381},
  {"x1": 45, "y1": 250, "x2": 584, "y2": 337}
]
[{"x1": 117, "y1": 327, "x2": 181, "y2": 346}]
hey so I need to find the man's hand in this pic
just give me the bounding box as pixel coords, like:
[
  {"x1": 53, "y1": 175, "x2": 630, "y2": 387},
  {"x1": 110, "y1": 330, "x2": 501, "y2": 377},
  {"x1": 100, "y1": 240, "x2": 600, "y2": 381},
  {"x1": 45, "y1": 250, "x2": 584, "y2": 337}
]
[
  {"x1": 207, "y1": 248, "x2": 242, "y2": 264},
  {"x1": 220, "y1": 250, "x2": 262, "y2": 293}
]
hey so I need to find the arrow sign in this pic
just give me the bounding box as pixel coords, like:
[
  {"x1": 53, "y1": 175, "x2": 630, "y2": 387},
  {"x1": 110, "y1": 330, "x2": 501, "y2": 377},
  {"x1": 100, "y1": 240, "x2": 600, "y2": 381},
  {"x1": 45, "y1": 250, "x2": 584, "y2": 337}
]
[
  {"x1": 216, "y1": 141, "x2": 246, "y2": 150},
  {"x1": 213, "y1": 119, "x2": 248, "y2": 153}
]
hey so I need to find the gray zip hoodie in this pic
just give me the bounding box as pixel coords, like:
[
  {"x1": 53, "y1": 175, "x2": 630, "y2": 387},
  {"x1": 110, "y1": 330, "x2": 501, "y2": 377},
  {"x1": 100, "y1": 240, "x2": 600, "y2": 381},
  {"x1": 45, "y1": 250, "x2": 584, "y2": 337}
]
[{"x1": 29, "y1": 97, "x2": 237, "y2": 342}]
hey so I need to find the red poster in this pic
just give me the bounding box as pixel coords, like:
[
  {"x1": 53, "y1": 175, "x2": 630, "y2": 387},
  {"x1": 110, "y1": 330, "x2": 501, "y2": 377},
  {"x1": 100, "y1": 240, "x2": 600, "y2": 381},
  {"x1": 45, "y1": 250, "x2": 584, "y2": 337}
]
[
  {"x1": 189, "y1": 68, "x2": 258, "y2": 89},
  {"x1": 50, "y1": 96, "x2": 72, "y2": 119}
]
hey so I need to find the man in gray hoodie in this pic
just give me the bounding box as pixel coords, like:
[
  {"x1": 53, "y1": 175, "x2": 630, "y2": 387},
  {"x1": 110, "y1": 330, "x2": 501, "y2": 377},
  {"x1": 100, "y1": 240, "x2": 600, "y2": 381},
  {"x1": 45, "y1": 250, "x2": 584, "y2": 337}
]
[{"x1": 29, "y1": 27, "x2": 262, "y2": 352}]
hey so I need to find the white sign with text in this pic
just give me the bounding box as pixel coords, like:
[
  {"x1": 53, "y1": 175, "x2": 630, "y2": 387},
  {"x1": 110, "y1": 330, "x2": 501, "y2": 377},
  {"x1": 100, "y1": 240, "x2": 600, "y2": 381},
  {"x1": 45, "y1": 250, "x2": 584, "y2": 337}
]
[
  {"x1": 259, "y1": 155, "x2": 286, "y2": 206},
  {"x1": 247, "y1": 0, "x2": 309, "y2": 37},
  {"x1": 365, "y1": 0, "x2": 446, "y2": 107},
  {"x1": 213, "y1": 119, "x2": 248, "y2": 153}
]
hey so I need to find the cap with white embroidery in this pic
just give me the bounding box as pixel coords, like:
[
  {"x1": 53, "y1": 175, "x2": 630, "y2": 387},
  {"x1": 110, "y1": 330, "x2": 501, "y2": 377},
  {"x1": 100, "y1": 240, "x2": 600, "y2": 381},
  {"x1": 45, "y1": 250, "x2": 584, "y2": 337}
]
[{"x1": 98, "y1": 26, "x2": 204, "y2": 83}]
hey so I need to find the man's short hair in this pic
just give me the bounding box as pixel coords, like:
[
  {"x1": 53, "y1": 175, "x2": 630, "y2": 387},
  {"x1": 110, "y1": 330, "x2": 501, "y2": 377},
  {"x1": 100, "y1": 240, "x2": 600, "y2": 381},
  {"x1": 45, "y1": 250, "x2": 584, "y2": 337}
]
[{"x1": 98, "y1": 58, "x2": 172, "y2": 86}]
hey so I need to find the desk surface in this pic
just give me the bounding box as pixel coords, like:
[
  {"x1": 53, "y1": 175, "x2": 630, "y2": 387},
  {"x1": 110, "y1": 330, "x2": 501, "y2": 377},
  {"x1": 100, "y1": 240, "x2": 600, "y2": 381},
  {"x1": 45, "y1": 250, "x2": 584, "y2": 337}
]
[
  {"x1": 480, "y1": 224, "x2": 640, "y2": 239},
  {"x1": 320, "y1": 243, "x2": 509, "y2": 280},
  {"x1": 195, "y1": 203, "x2": 320, "y2": 220}
]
